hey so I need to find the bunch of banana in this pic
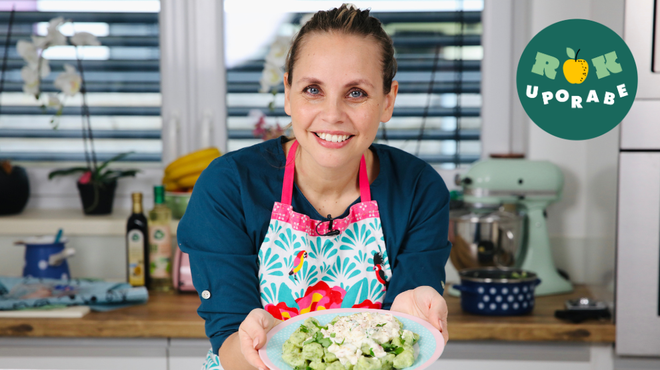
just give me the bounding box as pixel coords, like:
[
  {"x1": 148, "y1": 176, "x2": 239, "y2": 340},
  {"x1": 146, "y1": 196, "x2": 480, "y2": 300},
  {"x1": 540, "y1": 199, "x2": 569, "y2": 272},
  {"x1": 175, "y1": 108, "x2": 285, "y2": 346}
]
[{"x1": 162, "y1": 147, "x2": 221, "y2": 191}]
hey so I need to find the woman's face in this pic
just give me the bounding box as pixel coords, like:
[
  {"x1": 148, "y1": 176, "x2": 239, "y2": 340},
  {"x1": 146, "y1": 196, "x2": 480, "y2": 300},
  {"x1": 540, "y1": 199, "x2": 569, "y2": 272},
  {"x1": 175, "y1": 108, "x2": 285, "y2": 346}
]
[{"x1": 284, "y1": 32, "x2": 398, "y2": 170}]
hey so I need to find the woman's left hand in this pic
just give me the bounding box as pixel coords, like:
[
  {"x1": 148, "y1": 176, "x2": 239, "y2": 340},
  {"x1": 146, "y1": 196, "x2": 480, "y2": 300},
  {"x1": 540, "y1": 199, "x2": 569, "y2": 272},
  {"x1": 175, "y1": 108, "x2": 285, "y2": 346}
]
[{"x1": 390, "y1": 286, "x2": 449, "y2": 345}]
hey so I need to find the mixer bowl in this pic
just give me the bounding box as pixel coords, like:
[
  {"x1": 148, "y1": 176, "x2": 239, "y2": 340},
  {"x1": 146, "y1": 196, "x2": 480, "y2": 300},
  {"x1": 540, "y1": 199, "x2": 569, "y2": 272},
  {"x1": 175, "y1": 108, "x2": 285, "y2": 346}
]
[{"x1": 449, "y1": 207, "x2": 525, "y2": 270}]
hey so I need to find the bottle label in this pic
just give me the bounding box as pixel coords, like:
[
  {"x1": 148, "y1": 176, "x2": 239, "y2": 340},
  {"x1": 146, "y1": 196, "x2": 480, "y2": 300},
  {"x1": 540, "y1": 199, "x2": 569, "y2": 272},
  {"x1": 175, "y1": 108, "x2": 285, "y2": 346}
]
[
  {"x1": 149, "y1": 225, "x2": 172, "y2": 279},
  {"x1": 127, "y1": 229, "x2": 145, "y2": 286}
]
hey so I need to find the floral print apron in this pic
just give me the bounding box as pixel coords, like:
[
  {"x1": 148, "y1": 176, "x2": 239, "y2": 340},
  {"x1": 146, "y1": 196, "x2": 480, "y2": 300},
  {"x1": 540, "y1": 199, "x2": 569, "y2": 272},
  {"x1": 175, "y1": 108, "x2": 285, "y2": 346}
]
[{"x1": 203, "y1": 140, "x2": 391, "y2": 369}]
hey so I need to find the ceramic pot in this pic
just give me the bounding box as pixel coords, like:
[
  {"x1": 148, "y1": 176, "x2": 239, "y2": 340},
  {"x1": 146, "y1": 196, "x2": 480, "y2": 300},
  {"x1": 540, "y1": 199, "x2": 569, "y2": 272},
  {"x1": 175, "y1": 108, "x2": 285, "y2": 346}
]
[
  {"x1": 0, "y1": 165, "x2": 30, "y2": 215},
  {"x1": 77, "y1": 180, "x2": 117, "y2": 215},
  {"x1": 453, "y1": 267, "x2": 541, "y2": 316}
]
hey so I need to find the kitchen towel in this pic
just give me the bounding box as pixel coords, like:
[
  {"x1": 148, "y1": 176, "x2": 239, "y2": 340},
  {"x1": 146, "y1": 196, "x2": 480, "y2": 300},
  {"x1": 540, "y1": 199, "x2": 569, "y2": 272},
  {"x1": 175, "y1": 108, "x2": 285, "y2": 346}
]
[{"x1": 0, "y1": 276, "x2": 148, "y2": 311}]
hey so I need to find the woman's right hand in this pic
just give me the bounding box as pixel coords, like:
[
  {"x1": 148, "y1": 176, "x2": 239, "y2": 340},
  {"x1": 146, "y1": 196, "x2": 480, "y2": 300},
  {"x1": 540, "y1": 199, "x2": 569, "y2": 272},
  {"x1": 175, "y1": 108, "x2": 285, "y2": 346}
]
[{"x1": 238, "y1": 308, "x2": 282, "y2": 370}]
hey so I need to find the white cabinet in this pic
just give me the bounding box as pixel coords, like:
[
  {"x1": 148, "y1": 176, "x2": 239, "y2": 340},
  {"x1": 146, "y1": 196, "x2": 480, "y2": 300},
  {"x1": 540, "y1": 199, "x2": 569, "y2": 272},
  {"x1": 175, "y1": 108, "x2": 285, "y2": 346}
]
[
  {"x1": 0, "y1": 338, "x2": 169, "y2": 370},
  {"x1": 3, "y1": 338, "x2": 660, "y2": 370},
  {"x1": 0, "y1": 338, "x2": 211, "y2": 370}
]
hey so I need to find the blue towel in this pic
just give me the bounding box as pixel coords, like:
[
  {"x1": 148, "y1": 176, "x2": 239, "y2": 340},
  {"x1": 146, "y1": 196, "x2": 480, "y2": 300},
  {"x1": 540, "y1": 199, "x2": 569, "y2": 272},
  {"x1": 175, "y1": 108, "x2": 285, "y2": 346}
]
[{"x1": 0, "y1": 276, "x2": 148, "y2": 311}]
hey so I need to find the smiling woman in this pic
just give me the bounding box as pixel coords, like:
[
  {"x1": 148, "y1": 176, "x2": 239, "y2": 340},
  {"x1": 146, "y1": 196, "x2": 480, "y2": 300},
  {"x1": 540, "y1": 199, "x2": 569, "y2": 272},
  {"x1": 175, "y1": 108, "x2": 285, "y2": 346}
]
[{"x1": 177, "y1": 4, "x2": 451, "y2": 370}]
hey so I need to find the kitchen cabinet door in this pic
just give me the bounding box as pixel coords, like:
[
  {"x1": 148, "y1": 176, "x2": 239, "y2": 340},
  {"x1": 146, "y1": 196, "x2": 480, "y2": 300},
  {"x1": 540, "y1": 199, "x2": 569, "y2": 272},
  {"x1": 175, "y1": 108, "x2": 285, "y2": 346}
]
[{"x1": 0, "y1": 338, "x2": 168, "y2": 370}]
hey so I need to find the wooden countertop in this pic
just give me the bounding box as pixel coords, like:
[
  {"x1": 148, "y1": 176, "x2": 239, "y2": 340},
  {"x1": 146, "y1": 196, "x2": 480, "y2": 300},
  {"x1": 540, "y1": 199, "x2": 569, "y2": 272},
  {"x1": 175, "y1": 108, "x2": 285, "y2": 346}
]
[{"x1": 0, "y1": 285, "x2": 614, "y2": 343}]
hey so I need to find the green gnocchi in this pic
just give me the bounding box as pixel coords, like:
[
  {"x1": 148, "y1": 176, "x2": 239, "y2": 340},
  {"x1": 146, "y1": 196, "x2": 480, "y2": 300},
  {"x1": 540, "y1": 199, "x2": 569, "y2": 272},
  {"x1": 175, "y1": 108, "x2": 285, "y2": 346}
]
[{"x1": 281, "y1": 313, "x2": 420, "y2": 370}]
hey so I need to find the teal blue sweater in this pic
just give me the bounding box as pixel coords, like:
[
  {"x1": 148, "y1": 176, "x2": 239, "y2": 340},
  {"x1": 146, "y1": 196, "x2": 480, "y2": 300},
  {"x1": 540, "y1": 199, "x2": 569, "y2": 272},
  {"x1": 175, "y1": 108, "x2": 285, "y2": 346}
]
[{"x1": 177, "y1": 137, "x2": 451, "y2": 355}]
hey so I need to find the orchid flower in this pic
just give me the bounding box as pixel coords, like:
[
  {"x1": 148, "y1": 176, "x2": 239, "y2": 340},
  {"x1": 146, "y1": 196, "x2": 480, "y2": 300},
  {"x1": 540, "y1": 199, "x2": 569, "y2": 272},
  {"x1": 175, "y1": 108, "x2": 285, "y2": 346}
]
[
  {"x1": 265, "y1": 36, "x2": 291, "y2": 67},
  {"x1": 47, "y1": 94, "x2": 63, "y2": 109},
  {"x1": 20, "y1": 60, "x2": 50, "y2": 83},
  {"x1": 54, "y1": 64, "x2": 82, "y2": 96},
  {"x1": 20, "y1": 61, "x2": 50, "y2": 98},
  {"x1": 70, "y1": 32, "x2": 101, "y2": 47},
  {"x1": 16, "y1": 40, "x2": 38, "y2": 64},
  {"x1": 31, "y1": 17, "x2": 67, "y2": 49},
  {"x1": 259, "y1": 62, "x2": 284, "y2": 93},
  {"x1": 22, "y1": 80, "x2": 40, "y2": 96}
]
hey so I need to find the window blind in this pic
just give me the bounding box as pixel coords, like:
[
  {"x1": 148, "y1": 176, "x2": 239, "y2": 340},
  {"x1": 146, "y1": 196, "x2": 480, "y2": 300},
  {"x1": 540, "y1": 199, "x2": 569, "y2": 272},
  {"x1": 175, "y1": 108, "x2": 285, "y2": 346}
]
[
  {"x1": 0, "y1": 7, "x2": 161, "y2": 162},
  {"x1": 225, "y1": 3, "x2": 482, "y2": 169}
]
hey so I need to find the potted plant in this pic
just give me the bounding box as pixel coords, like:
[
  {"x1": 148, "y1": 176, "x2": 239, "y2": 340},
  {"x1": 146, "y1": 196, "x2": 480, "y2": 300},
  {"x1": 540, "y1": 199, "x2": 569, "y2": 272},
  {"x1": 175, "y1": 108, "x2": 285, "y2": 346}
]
[
  {"x1": 49, "y1": 152, "x2": 139, "y2": 215},
  {"x1": 3, "y1": 14, "x2": 139, "y2": 215},
  {"x1": 0, "y1": 160, "x2": 30, "y2": 215}
]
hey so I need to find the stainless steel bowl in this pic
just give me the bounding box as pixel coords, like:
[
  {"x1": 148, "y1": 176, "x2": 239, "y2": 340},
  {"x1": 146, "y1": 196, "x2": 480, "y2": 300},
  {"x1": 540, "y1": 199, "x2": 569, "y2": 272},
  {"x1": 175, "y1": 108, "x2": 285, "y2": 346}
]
[{"x1": 449, "y1": 207, "x2": 524, "y2": 270}]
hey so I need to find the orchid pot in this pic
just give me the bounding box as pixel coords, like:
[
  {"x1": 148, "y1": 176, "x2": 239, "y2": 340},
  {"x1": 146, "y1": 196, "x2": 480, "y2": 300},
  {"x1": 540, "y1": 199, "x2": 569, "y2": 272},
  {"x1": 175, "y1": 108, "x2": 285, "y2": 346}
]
[
  {"x1": 49, "y1": 152, "x2": 139, "y2": 215},
  {"x1": 76, "y1": 179, "x2": 117, "y2": 215}
]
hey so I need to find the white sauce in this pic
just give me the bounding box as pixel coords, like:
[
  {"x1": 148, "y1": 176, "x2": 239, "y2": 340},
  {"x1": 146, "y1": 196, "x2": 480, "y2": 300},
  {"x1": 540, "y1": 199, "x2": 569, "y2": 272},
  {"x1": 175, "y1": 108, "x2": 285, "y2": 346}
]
[{"x1": 321, "y1": 312, "x2": 413, "y2": 366}]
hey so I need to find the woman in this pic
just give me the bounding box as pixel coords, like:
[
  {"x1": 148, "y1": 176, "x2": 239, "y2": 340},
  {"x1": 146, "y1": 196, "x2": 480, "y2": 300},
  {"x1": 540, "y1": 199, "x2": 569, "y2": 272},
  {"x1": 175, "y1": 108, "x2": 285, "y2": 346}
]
[{"x1": 178, "y1": 4, "x2": 451, "y2": 369}]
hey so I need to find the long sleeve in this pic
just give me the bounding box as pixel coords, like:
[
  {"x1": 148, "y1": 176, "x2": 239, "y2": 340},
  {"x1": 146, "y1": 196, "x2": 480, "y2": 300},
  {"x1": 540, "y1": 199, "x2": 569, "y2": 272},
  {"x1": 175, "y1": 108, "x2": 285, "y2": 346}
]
[
  {"x1": 177, "y1": 156, "x2": 263, "y2": 355},
  {"x1": 380, "y1": 163, "x2": 451, "y2": 309}
]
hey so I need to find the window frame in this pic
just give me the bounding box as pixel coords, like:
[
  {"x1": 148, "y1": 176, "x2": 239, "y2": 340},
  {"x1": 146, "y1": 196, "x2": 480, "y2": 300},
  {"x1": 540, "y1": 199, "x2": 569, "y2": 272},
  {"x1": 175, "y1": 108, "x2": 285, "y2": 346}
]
[{"x1": 17, "y1": 0, "x2": 527, "y2": 208}]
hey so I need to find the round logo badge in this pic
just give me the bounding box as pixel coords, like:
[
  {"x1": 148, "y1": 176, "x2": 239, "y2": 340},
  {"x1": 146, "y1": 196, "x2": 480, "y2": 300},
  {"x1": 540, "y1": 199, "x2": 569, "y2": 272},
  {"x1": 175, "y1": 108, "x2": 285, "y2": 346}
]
[{"x1": 516, "y1": 19, "x2": 637, "y2": 140}]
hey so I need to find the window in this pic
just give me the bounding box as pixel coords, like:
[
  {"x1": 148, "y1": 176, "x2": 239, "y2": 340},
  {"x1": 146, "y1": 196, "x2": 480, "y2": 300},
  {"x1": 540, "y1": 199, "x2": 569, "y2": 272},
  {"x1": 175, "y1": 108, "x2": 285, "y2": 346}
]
[
  {"x1": 224, "y1": 0, "x2": 483, "y2": 169},
  {"x1": 0, "y1": 0, "x2": 161, "y2": 162}
]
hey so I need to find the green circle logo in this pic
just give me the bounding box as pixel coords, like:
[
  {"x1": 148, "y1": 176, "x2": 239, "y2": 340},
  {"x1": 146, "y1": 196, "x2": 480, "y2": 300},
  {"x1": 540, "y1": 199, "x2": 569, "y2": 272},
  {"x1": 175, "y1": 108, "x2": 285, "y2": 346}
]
[{"x1": 516, "y1": 19, "x2": 637, "y2": 140}]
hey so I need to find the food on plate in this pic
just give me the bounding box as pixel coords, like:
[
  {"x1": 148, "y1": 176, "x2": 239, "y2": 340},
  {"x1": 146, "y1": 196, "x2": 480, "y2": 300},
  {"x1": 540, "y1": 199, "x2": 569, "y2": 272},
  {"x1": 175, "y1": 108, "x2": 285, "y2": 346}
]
[{"x1": 281, "y1": 312, "x2": 420, "y2": 370}]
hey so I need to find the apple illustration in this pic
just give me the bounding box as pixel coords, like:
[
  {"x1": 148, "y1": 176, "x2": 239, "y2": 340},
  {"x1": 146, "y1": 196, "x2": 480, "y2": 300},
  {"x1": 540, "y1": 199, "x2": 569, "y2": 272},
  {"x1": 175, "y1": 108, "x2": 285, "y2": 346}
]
[{"x1": 563, "y1": 48, "x2": 589, "y2": 84}]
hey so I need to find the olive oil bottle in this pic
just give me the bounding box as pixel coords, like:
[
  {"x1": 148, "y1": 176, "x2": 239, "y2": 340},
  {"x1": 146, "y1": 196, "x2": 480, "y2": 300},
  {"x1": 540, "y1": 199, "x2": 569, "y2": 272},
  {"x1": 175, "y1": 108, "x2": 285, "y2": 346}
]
[
  {"x1": 126, "y1": 192, "x2": 149, "y2": 287},
  {"x1": 148, "y1": 185, "x2": 173, "y2": 292}
]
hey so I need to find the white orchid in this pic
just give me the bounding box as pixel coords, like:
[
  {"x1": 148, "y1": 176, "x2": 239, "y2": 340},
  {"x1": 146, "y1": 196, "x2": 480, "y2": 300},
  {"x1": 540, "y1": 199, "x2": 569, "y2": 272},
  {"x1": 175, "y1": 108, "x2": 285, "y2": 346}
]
[
  {"x1": 31, "y1": 17, "x2": 67, "y2": 49},
  {"x1": 259, "y1": 62, "x2": 284, "y2": 93},
  {"x1": 54, "y1": 64, "x2": 82, "y2": 96},
  {"x1": 22, "y1": 81, "x2": 40, "y2": 96},
  {"x1": 46, "y1": 17, "x2": 67, "y2": 45},
  {"x1": 70, "y1": 32, "x2": 101, "y2": 47},
  {"x1": 265, "y1": 36, "x2": 291, "y2": 67},
  {"x1": 47, "y1": 94, "x2": 63, "y2": 109},
  {"x1": 20, "y1": 60, "x2": 50, "y2": 83},
  {"x1": 19, "y1": 43, "x2": 50, "y2": 98},
  {"x1": 17, "y1": 40, "x2": 38, "y2": 64},
  {"x1": 48, "y1": 17, "x2": 65, "y2": 32}
]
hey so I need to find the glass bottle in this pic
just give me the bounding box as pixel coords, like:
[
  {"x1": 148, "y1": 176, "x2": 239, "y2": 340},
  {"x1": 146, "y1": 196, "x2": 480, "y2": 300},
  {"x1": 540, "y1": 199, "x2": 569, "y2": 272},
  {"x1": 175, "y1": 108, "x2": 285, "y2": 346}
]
[
  {"x1": 127, "y1": 192, "x2": 149, "y2": 287},
  {"x1": 148, "y1": 185, "x2": 173, "y2": 292}
]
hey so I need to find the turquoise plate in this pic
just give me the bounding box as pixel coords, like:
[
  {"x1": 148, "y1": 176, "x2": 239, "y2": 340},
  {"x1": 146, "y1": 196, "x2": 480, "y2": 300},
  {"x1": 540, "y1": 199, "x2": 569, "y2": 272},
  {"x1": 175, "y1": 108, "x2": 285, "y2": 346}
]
[{"x1": 259, "y1": 308, "x2": 445, "y2": 370}]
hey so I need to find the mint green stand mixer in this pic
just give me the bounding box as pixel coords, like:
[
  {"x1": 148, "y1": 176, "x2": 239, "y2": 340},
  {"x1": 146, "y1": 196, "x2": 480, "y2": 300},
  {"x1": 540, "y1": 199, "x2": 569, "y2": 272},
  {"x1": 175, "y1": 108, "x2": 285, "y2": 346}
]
[{"x1": 454, "y1": 159, "x2": 573, "y2": 296}]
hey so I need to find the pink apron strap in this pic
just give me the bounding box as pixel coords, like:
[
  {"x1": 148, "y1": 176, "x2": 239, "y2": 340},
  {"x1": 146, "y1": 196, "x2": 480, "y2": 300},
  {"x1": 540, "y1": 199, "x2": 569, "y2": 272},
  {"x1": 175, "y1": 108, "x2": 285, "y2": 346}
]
[
  {"x1": 359, "y1": 155, "x2": 371, "y2": 202},
  {"x1": 281, "y1": 140, "x2": 371, "y2": 204},
  {"x1": 281, "y1": 140, "x2": 299, "y2": 206}
]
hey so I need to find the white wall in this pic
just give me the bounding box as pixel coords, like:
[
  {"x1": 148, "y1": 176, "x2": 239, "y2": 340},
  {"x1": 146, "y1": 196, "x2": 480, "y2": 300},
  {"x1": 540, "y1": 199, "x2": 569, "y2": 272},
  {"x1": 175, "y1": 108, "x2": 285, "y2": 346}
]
[
  {"x1": 448, "y1": 0, "x2": 621, "y2": 292},
  {"x1": 448, "y1": 0, "x2": 622, "y2": 289},
  {"x1": 525, "y1": 0, "x2": 622, "y2": 289}
]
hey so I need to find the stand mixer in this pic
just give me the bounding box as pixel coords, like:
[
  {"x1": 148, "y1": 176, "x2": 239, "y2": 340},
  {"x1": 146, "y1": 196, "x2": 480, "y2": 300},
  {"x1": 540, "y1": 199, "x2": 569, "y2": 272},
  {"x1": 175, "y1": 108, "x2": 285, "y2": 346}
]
[{"x1": 455, "y1": 158, "x2": 573, "y2": 296}]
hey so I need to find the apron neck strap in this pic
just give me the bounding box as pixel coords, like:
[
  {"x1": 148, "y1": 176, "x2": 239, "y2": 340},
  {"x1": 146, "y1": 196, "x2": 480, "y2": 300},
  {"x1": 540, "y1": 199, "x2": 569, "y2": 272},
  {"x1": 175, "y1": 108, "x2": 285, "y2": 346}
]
[{"x1": 281, "y1": 140, "x2": 372, "y2": 206}]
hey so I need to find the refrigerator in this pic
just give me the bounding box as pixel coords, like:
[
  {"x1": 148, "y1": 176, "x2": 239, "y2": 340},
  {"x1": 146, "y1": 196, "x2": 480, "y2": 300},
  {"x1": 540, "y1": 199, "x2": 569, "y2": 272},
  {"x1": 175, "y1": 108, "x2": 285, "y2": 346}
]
[{"x1": 616, "y1": 0, "x2": 660, "y2": 356}]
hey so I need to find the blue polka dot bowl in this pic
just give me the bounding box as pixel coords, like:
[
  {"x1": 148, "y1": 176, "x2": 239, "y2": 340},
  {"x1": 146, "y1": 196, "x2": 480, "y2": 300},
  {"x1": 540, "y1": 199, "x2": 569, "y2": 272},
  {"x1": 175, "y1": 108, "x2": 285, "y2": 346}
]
[
  {"x1": 259, "y1": 308, "x2": 445, "y2": 370},
  {"x1": 453, "y1": 268, "x2": 541, "y2": 316}
]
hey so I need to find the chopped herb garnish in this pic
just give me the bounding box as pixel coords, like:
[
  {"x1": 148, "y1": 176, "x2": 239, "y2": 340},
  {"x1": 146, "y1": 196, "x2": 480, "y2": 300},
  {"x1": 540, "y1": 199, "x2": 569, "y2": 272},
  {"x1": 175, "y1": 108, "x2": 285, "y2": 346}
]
[
  {"x1": 318, "y1": 338, "x2": 332, "y2": 348},
  {"x1": 382, "y1": 342, "x2": 395, "y2": 351},
  {"x1": 339, "y1": 338, "x2": 345, "y2": 345},
  {"x1": 330, "y1": 333, "x2": 336, "y2": 338},
  {"x1": 299, "y1": 325, "x2": 309, "y2": 333},
  {"x1": 394, "y1": 347, "x2": 405, "y2": 355},
  {"x1": 311, "y1": 321, "x2": 328, "y2": 330},
  {"x1": 369, "y1": 348, "x2": 375, "y2": 357},
  {"x1": 376, "y1": 323, "x2": 386, "y2": 327}
]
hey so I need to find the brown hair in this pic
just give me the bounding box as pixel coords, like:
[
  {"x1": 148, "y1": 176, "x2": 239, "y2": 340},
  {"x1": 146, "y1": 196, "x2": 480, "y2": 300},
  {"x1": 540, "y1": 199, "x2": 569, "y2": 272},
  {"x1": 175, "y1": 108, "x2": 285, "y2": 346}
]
[{"x1": 285, "y1": 3, "x2": 397, "y2": 94}]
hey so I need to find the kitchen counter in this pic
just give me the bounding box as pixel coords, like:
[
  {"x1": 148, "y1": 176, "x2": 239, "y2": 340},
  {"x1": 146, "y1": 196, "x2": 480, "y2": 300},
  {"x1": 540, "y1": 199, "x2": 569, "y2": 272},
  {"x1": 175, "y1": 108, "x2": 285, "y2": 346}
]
[{"x1": 0, "y1": 285, "x2": 614, "y2": 343}]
